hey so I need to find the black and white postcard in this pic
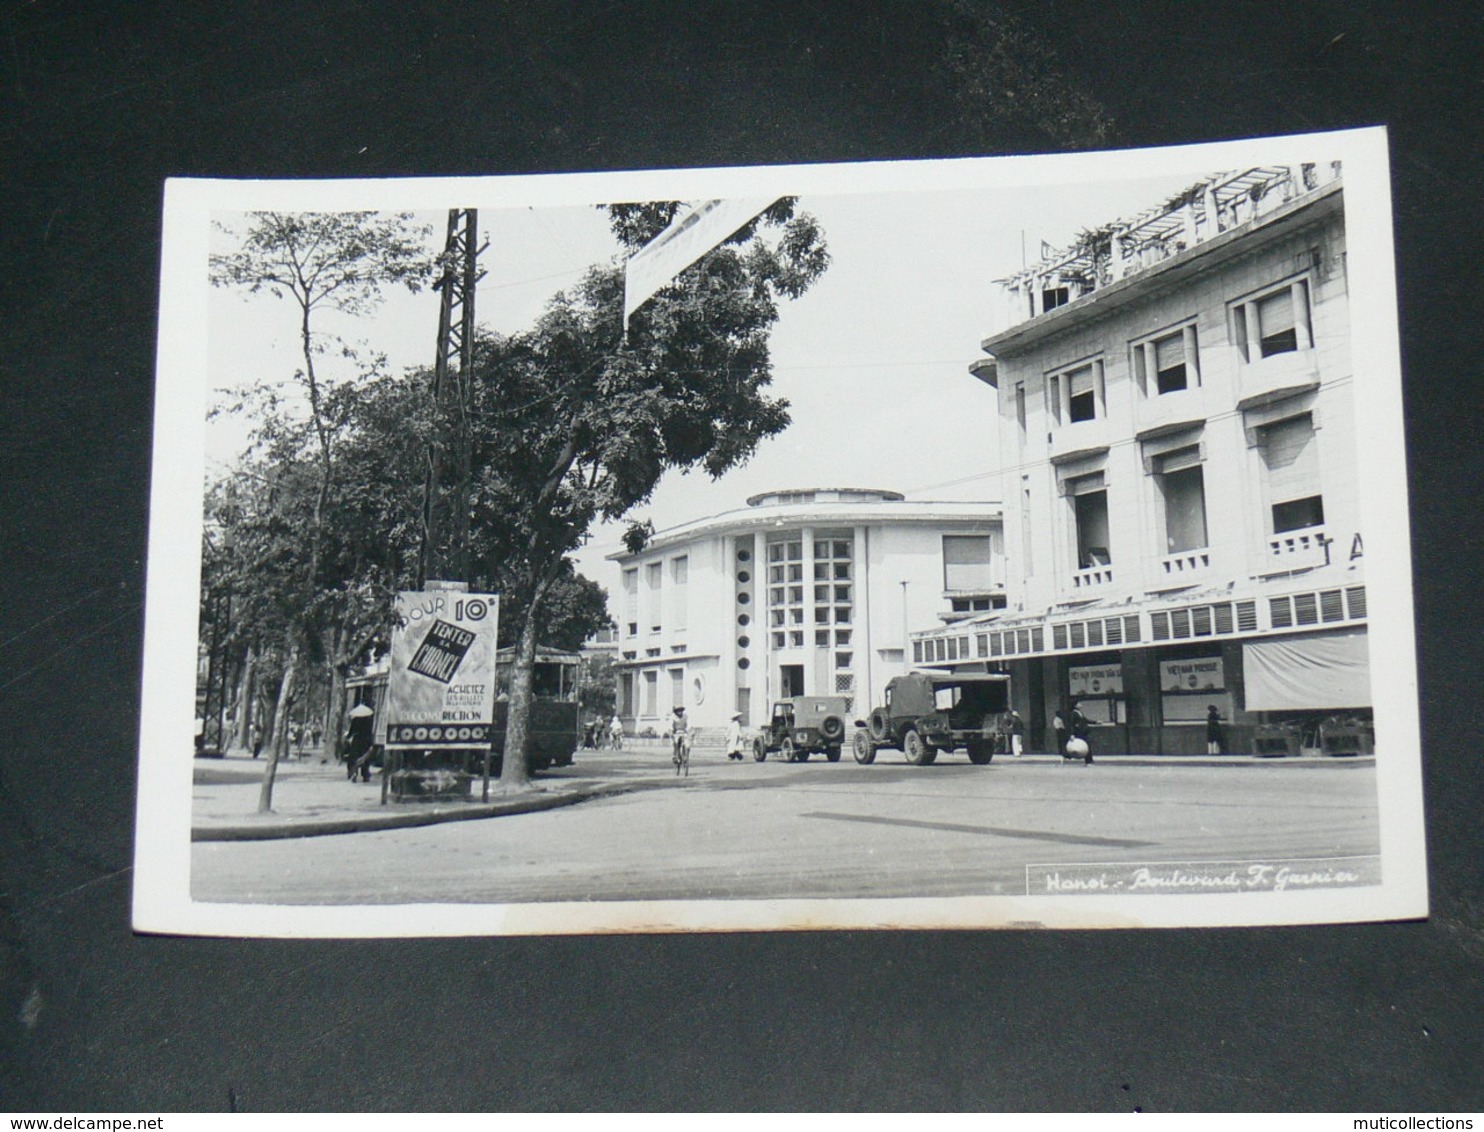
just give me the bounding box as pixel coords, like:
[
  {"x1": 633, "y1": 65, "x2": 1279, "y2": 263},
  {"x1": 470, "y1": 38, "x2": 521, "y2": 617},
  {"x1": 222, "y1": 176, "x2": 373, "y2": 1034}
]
[{"x1": 135, "y1": 126, "x2": 1425, "y2": 936}]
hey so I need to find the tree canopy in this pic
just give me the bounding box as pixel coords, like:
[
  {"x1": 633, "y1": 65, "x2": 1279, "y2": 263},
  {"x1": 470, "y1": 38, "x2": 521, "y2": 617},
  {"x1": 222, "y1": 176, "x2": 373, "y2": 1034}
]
[{"x1": 203, "y1": 199, "x2": 829, "y2": 794}]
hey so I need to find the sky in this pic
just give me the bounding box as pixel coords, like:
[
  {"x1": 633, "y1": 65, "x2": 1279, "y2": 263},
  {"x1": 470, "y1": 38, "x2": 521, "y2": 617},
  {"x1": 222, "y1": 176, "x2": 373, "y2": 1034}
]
[{"x1": 206, "y1": 167, "x2": 1203, "y2": 607}]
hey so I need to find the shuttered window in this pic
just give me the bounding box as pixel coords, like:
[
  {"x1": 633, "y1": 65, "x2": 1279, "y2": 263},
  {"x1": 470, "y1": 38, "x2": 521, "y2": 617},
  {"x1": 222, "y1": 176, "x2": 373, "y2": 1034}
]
[
  {"x1": 943, "y1": 534, "x2": 995, "y2": 591},
  {"x1": 1261, "y1": 414, "x2": 1324, "y2": 533}
]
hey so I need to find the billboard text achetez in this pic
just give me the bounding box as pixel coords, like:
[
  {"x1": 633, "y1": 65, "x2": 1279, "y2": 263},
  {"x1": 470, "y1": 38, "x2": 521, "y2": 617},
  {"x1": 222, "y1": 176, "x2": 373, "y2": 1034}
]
[{"x1": 386, "y1": 591, "x2": 499, "y2": 749}]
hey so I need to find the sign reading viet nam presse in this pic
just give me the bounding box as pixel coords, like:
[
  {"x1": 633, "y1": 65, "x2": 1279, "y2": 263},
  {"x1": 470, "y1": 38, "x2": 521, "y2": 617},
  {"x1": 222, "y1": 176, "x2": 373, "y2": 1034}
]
[
  {"x1": 386, "y1": 590, "x2": 500, "y2": 748},
  {"x1": 1159, "y1": 657, "x2": 1225, "y2": 693}
]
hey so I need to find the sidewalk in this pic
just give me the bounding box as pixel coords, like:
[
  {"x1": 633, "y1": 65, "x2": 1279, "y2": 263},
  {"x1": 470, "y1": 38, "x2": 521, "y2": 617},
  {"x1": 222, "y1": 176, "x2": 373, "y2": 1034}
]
[
  {"x1": 191, "y1": 744, "x2": 1373, "y2": 842},
  {"x1": 191, "y1": 746, "x2": 689, "y2": 842}
]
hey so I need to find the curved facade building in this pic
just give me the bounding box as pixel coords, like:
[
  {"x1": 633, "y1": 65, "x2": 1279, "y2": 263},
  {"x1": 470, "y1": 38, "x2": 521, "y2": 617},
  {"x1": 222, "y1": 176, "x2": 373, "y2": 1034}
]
[{"x1": 609, "y1": 488, "x2": 1002, "y2": 734}]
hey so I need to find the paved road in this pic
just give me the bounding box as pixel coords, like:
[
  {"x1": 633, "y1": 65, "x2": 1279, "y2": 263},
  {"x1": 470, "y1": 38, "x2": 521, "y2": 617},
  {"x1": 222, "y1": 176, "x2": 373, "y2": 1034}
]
[{"x1": 191, "y1": 752, "x2": 1378, "y2": 905}]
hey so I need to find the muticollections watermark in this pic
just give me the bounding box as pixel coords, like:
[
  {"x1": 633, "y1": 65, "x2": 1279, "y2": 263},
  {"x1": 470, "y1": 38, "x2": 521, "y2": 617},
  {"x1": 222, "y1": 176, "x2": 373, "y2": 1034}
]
[{"x1": 1025, "y1": 856, "x2": 1381, "y2": 896}]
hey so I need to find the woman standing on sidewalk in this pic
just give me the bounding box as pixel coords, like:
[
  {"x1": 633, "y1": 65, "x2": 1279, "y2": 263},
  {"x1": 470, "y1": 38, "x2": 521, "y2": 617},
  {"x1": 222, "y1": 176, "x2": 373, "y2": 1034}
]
[{"x1": 1206, "y1": 705, "x2": 1225, "y2": 755}]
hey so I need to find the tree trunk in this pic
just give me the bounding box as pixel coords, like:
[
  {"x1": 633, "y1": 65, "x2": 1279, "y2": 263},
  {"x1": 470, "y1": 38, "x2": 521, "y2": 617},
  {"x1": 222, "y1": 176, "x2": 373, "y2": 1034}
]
[
  {"x1": 499, "y1": 604, "x2": 539, "y2": 790},
  {"x1": 322, "y1": 658, "x2": 347, "y2": 766},
  {"x1": 227, "y1": 645, "x2": 255, "y2": 755},
  {"x1": 257, "y1": 642, "x2": 300, "y2": 813}
]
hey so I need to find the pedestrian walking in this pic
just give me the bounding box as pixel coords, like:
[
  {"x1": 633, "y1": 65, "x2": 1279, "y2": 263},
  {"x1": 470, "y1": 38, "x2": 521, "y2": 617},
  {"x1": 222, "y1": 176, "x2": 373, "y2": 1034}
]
[
  {"x1": 1206, "y1": 705, "x2": 1225, "y2": 755},
  {"x1": 345, "y1": 704, "x2": 374, "y2": 782},
  {"x1": 250, "y1": 720, "x2": 263, "y2": 759},
  {"x1": 724, "y1": 712, "x2": 745, "y2": 761},
  {"x1": 1008, "y1": 709, "x2": 1025, "y2": 757},
  {"x1": 1069, "y1": 701, "x2": 1093, "y2": 764},
  {"x1": 1052, "y1": 710, "x2": 1068, "y2": 757}
]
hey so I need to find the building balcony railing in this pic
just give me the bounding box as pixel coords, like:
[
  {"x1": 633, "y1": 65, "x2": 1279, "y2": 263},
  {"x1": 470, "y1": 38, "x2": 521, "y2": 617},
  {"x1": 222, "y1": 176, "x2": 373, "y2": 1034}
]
[
  {"x1": 1235, "y1": 348, "x2": 1320, "y2": 409},
  {"x1": 1262, "y1": 527, "x2": 1330, "y2": 573},
  {"x1": 1070, "y1": 564, "x2": 1115, "y2": 590},
  {"x1": 1158, "y1": 549, "x2": 1211, "y2": 579}
]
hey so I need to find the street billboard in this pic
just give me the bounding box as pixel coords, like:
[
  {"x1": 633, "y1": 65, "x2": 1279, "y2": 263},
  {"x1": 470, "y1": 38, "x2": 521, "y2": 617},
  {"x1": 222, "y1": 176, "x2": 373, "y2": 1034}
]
[{"x1": 386, "y1": 590, "x2": 500, "y2": 748}]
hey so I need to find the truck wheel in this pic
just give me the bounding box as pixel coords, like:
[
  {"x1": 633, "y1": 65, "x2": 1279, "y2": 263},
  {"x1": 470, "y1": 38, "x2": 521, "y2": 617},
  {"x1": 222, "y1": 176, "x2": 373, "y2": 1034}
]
[
  {"x1": 867, "y1": 708, "x2": 891, "y2": 743},
  {"x1": 903, "y1": 729, "x2": 932, "y2": 766},
  {"x1": 825, "y1": 745, "x2": 842, "y2": 763},
  {"x1": 967, "y1": 740, "x2": 993, "y2": 765},
  {"x1": 753, "y1": 738, "x2": 768, "y2": 762},
  {"x1": 781, "y1": 736, "x2": 798, "y2": 763},
  {"x1": 852, "y1": 730, "x2": 877, "y2": 764},
  {"x1": 819, "y1": 714, "x2": 845, "y2": 742}
]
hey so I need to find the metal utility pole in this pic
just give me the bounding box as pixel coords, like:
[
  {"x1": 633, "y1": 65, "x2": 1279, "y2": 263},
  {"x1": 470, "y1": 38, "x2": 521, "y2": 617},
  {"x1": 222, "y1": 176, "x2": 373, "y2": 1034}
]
[{"x1": 419, "y1": 209, "x2": 486, "y2": 586}]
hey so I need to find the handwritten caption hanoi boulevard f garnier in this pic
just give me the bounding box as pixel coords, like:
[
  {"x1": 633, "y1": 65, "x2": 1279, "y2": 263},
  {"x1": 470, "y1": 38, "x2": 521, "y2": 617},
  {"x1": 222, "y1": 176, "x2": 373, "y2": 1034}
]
[{"x1": 1025, "y1": 856, "x2": 1381, "y2": 896}]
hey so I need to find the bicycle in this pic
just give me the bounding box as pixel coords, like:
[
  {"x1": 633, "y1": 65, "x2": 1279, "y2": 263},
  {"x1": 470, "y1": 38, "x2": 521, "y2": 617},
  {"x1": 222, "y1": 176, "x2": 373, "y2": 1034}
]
[{"x1": 671, "y1": 730, "x2": 691, "y2": 777}]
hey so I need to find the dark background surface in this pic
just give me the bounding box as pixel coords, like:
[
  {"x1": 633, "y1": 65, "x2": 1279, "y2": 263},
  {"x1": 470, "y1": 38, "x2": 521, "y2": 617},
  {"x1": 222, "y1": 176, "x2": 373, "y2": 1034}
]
[{"x1": 2, "y1": 0, "x2": 1480, "y2": 1112}]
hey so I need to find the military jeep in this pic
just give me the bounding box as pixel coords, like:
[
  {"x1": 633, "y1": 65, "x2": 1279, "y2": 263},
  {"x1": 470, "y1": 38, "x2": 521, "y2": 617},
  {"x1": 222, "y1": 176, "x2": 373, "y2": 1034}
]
[
  {"x1": 853, "y1": 672, "x2": 1010, "y2": 766},
  {"x1": 753, "y1": 696, "x2": 850, "y2": 762}
]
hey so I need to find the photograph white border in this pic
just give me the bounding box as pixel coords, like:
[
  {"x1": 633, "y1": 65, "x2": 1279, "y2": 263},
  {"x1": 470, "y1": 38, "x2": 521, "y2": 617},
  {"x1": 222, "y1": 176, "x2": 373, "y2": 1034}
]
[{"x1": 134, "y1": 126, "x2": 1425, "y2": 937}]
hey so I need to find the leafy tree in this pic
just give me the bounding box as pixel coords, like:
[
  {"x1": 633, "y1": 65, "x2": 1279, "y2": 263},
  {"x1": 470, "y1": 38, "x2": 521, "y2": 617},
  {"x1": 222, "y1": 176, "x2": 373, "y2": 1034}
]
[
  {"x1": 578, "y1": 652, "x2": 619, "y2": 718},
  {"x1": 467, "y1": 198, "x2": 829, "y2": 789},
  {"x1": 496, "y1": 561, "x2": 612, "y2": 653},
  {"x1": 209, "y1": 211, "x2": 434, "y2": 810}
]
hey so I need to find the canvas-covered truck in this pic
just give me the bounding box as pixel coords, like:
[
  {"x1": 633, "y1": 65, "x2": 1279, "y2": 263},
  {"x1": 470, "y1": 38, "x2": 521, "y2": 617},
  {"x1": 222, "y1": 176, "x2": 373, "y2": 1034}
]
[
  {"x1": 852, "y1": 671, "x2": 1011, "y2": 766},
  {"x1": 753, "y1": 696, "x2": 851, "y2": 762}
]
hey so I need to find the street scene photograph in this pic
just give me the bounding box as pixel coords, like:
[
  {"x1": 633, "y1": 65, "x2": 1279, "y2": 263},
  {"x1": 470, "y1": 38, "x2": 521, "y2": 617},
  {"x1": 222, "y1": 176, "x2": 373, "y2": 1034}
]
[{"x1": 134, "y1": 128, "x2": 1425, "y2": 936}]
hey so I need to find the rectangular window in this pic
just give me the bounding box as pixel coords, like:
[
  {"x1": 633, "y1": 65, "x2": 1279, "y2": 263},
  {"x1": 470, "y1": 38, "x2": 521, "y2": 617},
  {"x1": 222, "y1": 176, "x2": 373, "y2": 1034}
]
[
  {"x1": 646, "y1": 562, "x2": 663, "y2": 633},
  {"x1": 1067, "y1": 473, "x2": 1110, "y2": 568},
  {"x1": 1235, "y1": 279, "x2": 1313, "y2": 361},
  {"x1": 1134, "y1": 323, "x2": 1200, "y2": 396},
  {"x1": 1256, "y1": 288, "x2": 1297, "y2": 356},
  {"x1": 1068, "y1": 364, "x2": 1097, "y2": 422},
  {"x1": 642, "y1": 670, "x2": 658, "y2": 716},
  {"x1": 623, "y1": 568, "x2": 639, "y2": 632},
  {"x1": 670, "y1": 556, "x2": 688, "y2": 631},
  {"x1": 1156, "y1": 448, "x2": 1208, "y2": 554},
  {"x1": 943, "y1": 534, "x2": 995, "y2": 591},
  {"x1": 1260, "y1": 414, "x2": 1324, "y2": 533},
  {"x1": 1047, "y1": 359, "x2": 1105, "y2": 425}
]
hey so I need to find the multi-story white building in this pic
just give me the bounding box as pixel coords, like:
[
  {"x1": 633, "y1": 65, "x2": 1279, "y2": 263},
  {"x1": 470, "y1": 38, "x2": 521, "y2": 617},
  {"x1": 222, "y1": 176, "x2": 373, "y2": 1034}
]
[
  {"x1": 912, "y1": 164, "x2": 1372, "y2": 756},
  {"x1": 609, "y1": 488, "x2": 1002, "y2": 734}
]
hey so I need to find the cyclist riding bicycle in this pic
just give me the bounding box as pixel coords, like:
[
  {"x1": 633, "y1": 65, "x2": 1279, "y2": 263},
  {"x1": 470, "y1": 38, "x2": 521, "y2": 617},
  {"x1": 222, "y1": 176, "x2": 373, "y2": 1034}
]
[{"x1": 669, "y1": 705, "x2": 692, "y2": 776}]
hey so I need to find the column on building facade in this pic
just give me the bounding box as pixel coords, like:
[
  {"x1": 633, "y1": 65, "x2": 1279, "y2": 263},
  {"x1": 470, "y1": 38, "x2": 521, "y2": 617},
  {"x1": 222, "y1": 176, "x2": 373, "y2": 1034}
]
[{"x1": 853, "y1": 524, "x2": 871, "y2": 715}]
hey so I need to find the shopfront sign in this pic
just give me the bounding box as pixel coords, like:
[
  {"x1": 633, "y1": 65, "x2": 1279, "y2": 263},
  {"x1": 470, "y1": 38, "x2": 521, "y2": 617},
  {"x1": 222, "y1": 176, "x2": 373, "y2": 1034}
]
[
  {"x1": 386, "y1": 590, "x2": 500, "y2": 748},
  {"x1": 1160, "y1": 656, "x2": 1225, "y2": 692},
  {"x1": 1069, "y1": 663, "x2": 1123, "y2": 698}
]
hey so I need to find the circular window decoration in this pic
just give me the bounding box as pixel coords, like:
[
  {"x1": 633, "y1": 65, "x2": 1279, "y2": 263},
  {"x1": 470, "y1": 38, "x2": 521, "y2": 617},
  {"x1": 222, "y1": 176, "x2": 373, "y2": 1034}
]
[
  {"x1": 737, "y1": 657, "x2": 751, "y2": 670},
  {"x1": 692, "y1": 674, "x2": 707, "y2": 705},
  {"x1": 737, "y1": 613, "x2": 750, "y2": 627},
  {"x1": 737, "y1": 591, "x2": 750, "y2": 605},
  {"x1": 737, "y1": 548, "x2": 752, "y2": 562},
  {"x1": 737, "y1": 635, "x2": 750, "y2": 649},
  {"x1": 737, "y1": 570, "x2": 750, "y2": 584}
]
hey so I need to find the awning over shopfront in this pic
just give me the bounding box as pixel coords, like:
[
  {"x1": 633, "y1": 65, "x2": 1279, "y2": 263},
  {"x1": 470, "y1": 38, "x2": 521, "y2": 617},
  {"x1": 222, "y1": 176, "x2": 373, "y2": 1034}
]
[{"x1": 1242, "y1": 628, "x2": 1370, "y2": 712}]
